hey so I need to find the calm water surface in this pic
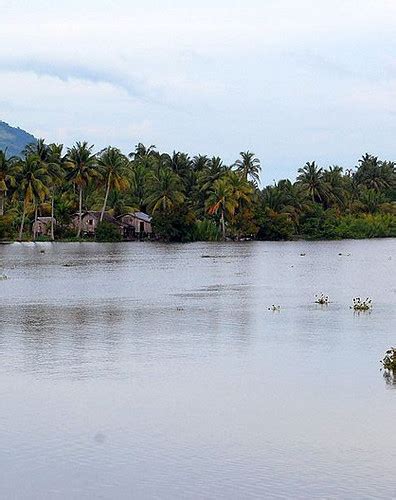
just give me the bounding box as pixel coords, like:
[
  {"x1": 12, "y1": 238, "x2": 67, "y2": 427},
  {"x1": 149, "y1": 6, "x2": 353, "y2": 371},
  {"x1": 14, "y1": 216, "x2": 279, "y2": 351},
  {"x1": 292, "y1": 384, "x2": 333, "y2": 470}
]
[{"x1": 0, "y1": 240, "x2": 395, "y2": 499}]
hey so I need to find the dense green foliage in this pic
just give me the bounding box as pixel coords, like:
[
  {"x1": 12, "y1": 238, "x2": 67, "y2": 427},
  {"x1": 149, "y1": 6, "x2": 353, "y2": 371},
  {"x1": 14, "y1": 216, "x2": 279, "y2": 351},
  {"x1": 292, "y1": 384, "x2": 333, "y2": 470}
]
[
  {"x1": 0, "y1": 138, "x2": 394, "y2": 241},
  {"x1": 95, "y1": 221, "x2": 122, "y2": 242}
]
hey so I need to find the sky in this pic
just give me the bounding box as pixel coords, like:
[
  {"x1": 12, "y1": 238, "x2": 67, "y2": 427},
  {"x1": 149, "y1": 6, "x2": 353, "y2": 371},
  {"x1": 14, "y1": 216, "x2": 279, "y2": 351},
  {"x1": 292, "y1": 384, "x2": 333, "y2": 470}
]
[{"x1": 1, "y1": 0, "x2": 395, "y2": 183}]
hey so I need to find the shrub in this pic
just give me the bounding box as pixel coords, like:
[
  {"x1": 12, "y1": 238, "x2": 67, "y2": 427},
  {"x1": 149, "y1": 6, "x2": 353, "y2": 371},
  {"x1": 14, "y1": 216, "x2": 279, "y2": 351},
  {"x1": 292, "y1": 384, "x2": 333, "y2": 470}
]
[
  {"x1": 191, "y1": 219, "x2": 221, "y2": 241},
  {"x1": 0, "y1": 215, "x2": 16, "y2": 240},
  {"x1": 256, "y1": 209, "x2": 294, "y2": 240},
  {"x1": 95, "y1": 221, "x2": 122, "y2": 242}
]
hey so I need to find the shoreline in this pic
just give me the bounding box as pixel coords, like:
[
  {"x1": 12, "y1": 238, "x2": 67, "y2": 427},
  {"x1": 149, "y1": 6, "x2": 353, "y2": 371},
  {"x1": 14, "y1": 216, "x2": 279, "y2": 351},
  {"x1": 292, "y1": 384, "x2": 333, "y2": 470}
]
[{"x1": 1, "y1": 236, "x2": 395, "y2": 245}]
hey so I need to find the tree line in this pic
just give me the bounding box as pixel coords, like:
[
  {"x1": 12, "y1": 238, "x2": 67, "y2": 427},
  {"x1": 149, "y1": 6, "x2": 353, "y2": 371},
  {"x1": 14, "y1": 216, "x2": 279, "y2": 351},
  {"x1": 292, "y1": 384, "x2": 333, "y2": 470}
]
[{"x1": 0, "y1": 140, "x2": 395, "y2": 241}]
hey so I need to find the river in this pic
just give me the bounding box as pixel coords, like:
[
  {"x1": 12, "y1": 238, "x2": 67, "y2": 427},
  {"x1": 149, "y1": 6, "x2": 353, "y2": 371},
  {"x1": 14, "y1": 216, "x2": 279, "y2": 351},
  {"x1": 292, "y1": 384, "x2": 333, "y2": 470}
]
[{"x1": 0, "y1": 240, "x2": 395, "y2": 499}]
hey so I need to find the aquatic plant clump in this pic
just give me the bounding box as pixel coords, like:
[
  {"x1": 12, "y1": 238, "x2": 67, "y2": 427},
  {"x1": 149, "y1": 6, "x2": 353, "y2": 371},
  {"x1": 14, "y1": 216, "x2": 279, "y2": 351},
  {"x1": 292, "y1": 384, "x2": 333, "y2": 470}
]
[
  {"x1": 351, "y1": 297, "x2": 372, "y2": 311},
  {"x1": 381, "y1": 348, "x2": 396, "y2": 370},
  {"x1": 315, "y1": 293, "x2": 329, "y2": 305}
]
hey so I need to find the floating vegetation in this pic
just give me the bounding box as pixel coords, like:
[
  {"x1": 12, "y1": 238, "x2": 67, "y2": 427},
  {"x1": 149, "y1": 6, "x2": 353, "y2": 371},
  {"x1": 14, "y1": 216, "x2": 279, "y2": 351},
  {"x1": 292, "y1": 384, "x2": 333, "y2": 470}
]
[
  {"x1": 351, "y1": 297, "x2": 372, "y2": 311},
  {"x1": 315, "y1": 293, "x2": 329, "y2": 305},
  {"x1": 381, "y1": 348, "x2": 396, "y2": 371},
  {"x1": 268, "y1": 305, "x2": 281, "y2": 312},
  {"x1": 381, "y1": 348, "x2": 396, "y2": 386}
]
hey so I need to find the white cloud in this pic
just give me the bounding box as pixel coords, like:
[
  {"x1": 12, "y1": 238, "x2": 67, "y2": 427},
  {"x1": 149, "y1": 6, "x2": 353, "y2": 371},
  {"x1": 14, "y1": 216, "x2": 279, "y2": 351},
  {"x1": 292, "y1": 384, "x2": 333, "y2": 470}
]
[{"x1": 1, "y1": 0, "x2": 396, "y2": 181}]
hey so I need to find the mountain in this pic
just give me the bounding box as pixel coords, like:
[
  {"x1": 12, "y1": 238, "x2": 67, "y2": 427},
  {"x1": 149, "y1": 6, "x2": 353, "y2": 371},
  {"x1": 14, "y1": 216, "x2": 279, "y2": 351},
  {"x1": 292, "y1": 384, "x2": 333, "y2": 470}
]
[{"x1": 0, "y1": 120, "x2": 37, "y2": 157}]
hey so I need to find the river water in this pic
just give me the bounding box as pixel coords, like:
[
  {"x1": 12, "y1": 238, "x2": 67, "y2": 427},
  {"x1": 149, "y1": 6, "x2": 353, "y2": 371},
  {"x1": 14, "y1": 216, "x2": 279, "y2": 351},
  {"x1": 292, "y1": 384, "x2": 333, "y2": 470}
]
[{"x1": 0, "y1": 240, "x2": 395, "y2": 499}]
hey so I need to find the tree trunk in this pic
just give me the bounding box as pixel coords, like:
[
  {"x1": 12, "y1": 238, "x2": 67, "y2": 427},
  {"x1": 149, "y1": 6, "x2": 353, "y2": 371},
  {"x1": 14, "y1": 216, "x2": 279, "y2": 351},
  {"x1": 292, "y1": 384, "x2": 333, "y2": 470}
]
[
  {"x1": 0, "y1": 193, "x2": 4, "y2": 216},
  {"x1": 77, "y1": 187, "x2": 83, "y2": 237},
  {"x1": 100, "y1": 175, "x2": 111, "y2": 222},
  {"x1": 220, "y1": 209, "x2": 226, "y2": 241},
  {"x1": 50, "y1": 195, "x2": 55, "y2": 241},
  {"x1": 19, "y1": 207, "x2": 26, "y2": 241},
  {"x1": 33, "y1": 205, "x2": 38, "y2": 241}
]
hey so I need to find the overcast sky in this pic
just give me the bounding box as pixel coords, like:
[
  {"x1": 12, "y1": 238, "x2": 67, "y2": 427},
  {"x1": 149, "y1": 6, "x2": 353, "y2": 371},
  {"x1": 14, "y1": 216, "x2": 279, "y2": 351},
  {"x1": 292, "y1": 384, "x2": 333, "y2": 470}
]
[{"x1": 1, "y1": 0, "x2": 395, "y2": 183}]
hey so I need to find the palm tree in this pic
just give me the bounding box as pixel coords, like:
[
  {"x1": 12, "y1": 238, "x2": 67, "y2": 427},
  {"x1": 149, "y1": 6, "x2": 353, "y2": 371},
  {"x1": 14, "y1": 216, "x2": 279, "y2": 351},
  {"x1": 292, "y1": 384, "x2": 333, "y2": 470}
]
[
  {"x1": 97, "y1": 147, "x2": 129, "y2": 221},
  {"x1": 66, "y1": 142, "x2": 99, "y2": 237},
  {"x1": 0, "y1": 149, "x2": 18, "y2": 216},
  {"x1": 23, "y1": 138, "x2": 48, "y2": 160},
  {"x1": 16, "y1": 154, "x2": 49, "y2": 240},
  {"x1": 145, "y1": 167, "x2": 185, "y2": 213},
  {"x1": 47, "y1": 143, "x2": 66, "y2": 240},
  {"x1": 129, "y1": 143, "x2": 157, "y2": 161},
  {"x1": 192, "y1": 155, "x2": 210, "y2": 172},
  {"x1": 198, "y1": 156, "x2": 228, "y2": 193},
  {"x1": 297, "y1": 161, "x2": 329, "y2": 203},
  {"x1": 234, "y1": 151, "x2": 261, "y2": 186},
  {"x1": 206, "y1": 177, "x2": 237, "y2": 240},
  {"x1": 355, "y1": 154, "x2": 394, "y2": 191}
]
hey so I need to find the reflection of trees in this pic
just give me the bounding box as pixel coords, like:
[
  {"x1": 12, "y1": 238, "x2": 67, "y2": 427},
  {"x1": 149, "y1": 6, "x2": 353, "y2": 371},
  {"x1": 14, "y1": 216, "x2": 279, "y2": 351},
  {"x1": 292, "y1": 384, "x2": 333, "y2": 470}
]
[{"x1": 383, "y1": 369, "x2": 396, "y2": 388}]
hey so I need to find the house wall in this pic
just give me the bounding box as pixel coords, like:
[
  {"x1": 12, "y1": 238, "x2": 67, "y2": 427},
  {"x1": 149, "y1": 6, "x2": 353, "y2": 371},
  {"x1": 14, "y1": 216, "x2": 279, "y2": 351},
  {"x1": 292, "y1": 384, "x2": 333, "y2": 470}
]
[
  {"x1": 81, "y1": 214, "x2": 99, "y2": 234},
  {"x1": 121, "y1": 215, "x2": 152, "y2": 234},
  {"x1": 32, "y1": 221, "x2": 50, "y2": 235}
]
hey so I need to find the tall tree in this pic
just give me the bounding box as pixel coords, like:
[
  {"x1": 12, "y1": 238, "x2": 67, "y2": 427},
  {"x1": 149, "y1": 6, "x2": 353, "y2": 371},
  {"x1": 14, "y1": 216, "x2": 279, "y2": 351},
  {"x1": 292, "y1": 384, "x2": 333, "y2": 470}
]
[
  {"x1": 0, "y1": 149, "x2": 18, "y2": 216},
  {"x1": 97, "y1": 147, "x2": 129, "y2": 221},
  {"x1": 146, "y1": 167, "x2": 185, "y2": 213},
  {"x1": 16, "y1": 154, "x2": 49, "y2": 240},
  {"x1": 297, "y1": 161, "x2": 329, "y2": 203},
  {"x1": 206, "y1": 177, "x2": 237, "y2": 240},
  {"x1": 234, "y1": 151, "x2": 261, "y2": 186},
  {"x1": 66, "y1": 142, "x2": 99, "y2": 237},
  {"x1": 47, "y1": 143, "x2": 66, "y2": 240}
]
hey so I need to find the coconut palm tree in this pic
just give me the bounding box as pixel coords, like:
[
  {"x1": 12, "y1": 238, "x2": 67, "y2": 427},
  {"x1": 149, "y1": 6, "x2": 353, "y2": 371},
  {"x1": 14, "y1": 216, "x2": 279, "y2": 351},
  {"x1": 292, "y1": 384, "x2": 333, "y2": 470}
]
[
  {"x1": 234, "y1": 151, "x2": 261, "y2": 186},
  {"x1": 47, "y1": 143, "x2": 66, "y2": 240},
  {"x1": 198, "y1": 156, "x2": 228, "y2": 193},
  {"x1": 23, "y1": 138, "x2": 48, "y2": 160},
  {"x1": 129, "y1": 143, "x2": 158, "y2": 161},
  {"x1": 66, "y1": 142, "x2": 99, "y2": 237},
  {"x1": 145, "y1": 167, "x2": 185, "y2": 213},
  {"x1": 192, "y1": 155, "x2": 210, "y2": 172},
  {"x1": 16, "y1": 154, "x2": 49, "y2": 240},
  {"x1": 206, "y1": 177, "x2": 237, "y2": 240},
  {"x1": 97, "y1": 147, "x2": 129, "y2": 221},
  {"x1": 0, "y1": 149, "x2": 18, "y2": 216},
  {"x1": 297, "y1": 161, "x2": 330, "y2": 204},
  {"x1": 355, "y1": 154, "x2": 394, "y2": 192}
]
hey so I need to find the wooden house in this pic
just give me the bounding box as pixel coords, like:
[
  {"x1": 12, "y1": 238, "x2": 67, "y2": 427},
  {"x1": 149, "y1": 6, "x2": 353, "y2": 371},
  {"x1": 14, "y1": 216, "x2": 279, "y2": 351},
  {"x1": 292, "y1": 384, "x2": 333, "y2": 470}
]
[
  {"x1": 32, "y1": 217, "x2": 56, "y2": 237},
  {"x1": 72, "y1": 211, "x2": 124, "y2": 236},
  {"x1": 118, "y1": 212, "x2": 153, "y2": 240}
]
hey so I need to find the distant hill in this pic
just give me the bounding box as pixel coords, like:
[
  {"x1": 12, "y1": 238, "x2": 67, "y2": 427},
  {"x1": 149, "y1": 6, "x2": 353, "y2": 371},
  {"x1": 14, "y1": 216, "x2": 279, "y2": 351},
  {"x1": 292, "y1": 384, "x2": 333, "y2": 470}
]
[{"x1": 0, "y1": 120, "x2": 37, "y2": 157}]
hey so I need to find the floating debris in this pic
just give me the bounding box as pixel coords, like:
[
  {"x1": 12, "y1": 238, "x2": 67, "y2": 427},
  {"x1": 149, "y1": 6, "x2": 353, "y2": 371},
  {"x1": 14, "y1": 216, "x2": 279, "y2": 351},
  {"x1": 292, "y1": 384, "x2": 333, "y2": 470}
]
[
  {"x1": 268, "y1": 305, "x2": 281, "y2": 312},
  {"x1": 381, "y1": 348, "x2": 396, "y2": 371},
  {"x1": 300, "y1": 253, "x2": 306, "y2": 256},
  {"x1": 351, "y1": 297, "x2": 372, "y2": 311},
  {"x1": 315, "y1": 293, "x2": 330, "y2": 305},
  {"x1": 0, "y1": 274, "x2": 8, "y2": 280}
]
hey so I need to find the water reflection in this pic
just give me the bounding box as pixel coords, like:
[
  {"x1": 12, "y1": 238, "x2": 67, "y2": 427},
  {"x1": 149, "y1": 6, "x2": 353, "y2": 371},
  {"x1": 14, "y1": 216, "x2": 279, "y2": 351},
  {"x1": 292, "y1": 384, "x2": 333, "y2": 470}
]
[
  {"x1": 383, "y1": 369, "x2": 396, "y2": 388},
  {"x1": 0, "y1": 240, "x2": 395, "y2": 498}
]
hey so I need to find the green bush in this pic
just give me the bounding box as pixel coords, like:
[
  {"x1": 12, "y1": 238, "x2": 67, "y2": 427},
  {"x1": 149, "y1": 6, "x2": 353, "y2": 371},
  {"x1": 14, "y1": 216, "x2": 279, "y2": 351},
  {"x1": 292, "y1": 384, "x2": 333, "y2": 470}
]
[
  {"x1": 0, "y1": 215, "x2": 16, "y2": 240},
  {"x1": 256, "y1": 210, "x2": 295, "y2": 240},
  {"x1": 335, "y1": 214, "x2": 396, "y2": 239},
  {"x1": 95, "y1": 221, "x2": 122, "y2": 242},
  {"x1": 191, "y1": 219, "x2": 221, "y2": 241}
]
